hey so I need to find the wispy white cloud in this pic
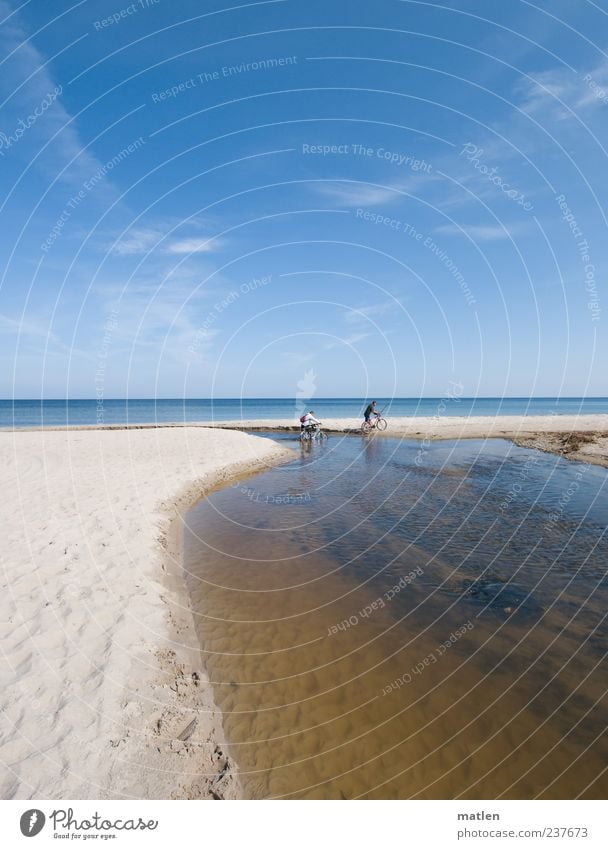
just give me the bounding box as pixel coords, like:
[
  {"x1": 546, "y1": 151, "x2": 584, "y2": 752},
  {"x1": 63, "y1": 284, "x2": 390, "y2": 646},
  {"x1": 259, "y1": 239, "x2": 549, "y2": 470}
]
[
  {"x1": 0, "y1": 312, "x2": 54, "y2": 340},
  {"x1": 0, "y1": 311, "x2": 93, "y2": 360},
  {"x1": 110, "y1": 228, "x2": 164, "y2": 256},
  {"x1": 0, "y1": 1, "x2": 112, "y2": 188},
  {"x1": 93, "y1": 288, "x2": 221, "y2": 366},
  {"x1": 313, "y1": 179, "x2": 413, "y2": 207},
  {"x1": 110, "y1": 227, "x2": 222, "y2": 256},
  {"x1": 344, "y1": 301, "x2": 398, "y2": 323},
  {"x1": 516, "y1": 58, "x2": 608, "y2": 121},
  {"x1": 325, "y1": 331, "x2": 371, "y2": 349},
  {"x1": 165, "y1": 237, "x2": 220, "y2": 255},
  {"x1": 433, "y1": 59, "x2": 608, "y2": 217},
  {"x1": 434, "y1": 223, "x2": 526, "y2": 241}
]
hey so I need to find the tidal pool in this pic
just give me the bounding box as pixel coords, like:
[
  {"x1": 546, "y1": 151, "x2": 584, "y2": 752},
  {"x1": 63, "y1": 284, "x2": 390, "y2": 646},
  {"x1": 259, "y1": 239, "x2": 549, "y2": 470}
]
[{"x1": 184, "y1": 434, "x2": 608, "y2": 799}]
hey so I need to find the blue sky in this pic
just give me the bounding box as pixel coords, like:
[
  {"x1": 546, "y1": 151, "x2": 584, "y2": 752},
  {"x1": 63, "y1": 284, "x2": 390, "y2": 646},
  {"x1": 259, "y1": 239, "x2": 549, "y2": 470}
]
[{"x1": 0, "y1": 0, "x2": 606, "y2": 398}]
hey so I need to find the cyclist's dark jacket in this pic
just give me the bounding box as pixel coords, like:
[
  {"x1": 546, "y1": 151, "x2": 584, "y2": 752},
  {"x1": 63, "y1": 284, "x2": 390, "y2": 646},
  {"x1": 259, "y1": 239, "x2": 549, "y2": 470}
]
[{"x1": 364, "y1": 403, "x2": 375, "y2": 418}]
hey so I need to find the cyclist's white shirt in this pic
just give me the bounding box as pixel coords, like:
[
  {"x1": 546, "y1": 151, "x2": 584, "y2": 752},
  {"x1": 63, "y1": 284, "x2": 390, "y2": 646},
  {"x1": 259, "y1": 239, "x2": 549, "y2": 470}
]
[{"x1": 303, "y1": 414, "x2": 321, "y2": 425}]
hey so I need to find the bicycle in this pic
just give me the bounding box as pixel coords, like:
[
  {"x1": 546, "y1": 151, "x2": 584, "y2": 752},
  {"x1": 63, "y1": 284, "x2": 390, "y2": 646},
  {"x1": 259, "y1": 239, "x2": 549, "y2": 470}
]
[
  {"x1": 361, "y1": 413, "x2": 387, "y2": 434},
  {"x1": 300, "y1": 423, "x2": 328, "y2": 442}
]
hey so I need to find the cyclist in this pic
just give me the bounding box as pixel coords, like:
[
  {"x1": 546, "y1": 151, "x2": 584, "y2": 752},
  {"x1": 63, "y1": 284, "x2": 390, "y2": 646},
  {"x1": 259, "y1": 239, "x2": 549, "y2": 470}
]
[
  {"x1": 300, "y1": 410, "x2": 322, "y2": 435},
  {"x1": 363, "y1": 400, "x2": 378, "y2": 425}
]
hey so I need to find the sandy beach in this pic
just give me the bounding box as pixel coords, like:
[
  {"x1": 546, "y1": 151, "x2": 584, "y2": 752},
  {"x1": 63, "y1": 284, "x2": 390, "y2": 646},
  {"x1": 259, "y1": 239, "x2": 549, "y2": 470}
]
[
  {"x1": 0, "y1": 426, "x2": 292, "y2": 800},
  {"x1": 197, "y1": 415, "x2": 608, "y2": 468},
  {"x1": 2, "y1": 414, "x2": 606, "y2": 801},
  {"x1": 12, "y1": 414, "x2": 608, "y2": 468}
]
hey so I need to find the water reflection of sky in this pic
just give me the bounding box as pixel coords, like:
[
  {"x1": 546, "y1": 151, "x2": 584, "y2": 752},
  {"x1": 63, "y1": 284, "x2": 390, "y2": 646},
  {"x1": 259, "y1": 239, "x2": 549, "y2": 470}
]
[{"x1": 184, "y1": 436, "x2": 608, "y2": 799}]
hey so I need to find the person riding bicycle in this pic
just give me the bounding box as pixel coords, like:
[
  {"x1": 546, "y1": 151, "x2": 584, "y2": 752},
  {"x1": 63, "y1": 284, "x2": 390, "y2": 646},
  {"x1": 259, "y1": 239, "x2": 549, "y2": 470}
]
[
  {"x1": 300, "y1": 410, "x2": 321, "y2": 434},
  {"x1": 363, "y1": 400, "x2": 378, "y2": 424}
]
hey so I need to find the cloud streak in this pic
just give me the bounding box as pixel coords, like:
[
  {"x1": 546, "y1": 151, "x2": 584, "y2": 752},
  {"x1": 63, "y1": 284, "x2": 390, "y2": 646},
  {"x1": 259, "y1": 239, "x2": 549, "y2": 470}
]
[
  {"x1": 0, "y1": 1, "x2": 108, "y2": 187},
  {"x1": 434, "y1": 223, "x2": 527, "y2": 241},
  {"x1": 344, "y1": 301, "x2": 399, "y2": 323},
  {"x1": 110, "y1": 227, "x2": 222, "y2": 257},
  {"x1": 516, "y1": 58, "x2": 608, "y2": 122},
  {"x1": 325, "y1": 331, "x2": 371, "y2": 349},
  {"x1": 313, "y1": 179, "x2": 415, "y2": 207},
  {"x1": 165, "y1": 237, "x2": 220, "y2": 255}
]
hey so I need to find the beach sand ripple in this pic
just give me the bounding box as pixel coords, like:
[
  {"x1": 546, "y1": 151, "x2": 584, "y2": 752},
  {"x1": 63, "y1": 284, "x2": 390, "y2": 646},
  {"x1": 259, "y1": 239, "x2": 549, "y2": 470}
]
[{"x1": 0, "y1": 427, "x2": 292, "y2": 799}]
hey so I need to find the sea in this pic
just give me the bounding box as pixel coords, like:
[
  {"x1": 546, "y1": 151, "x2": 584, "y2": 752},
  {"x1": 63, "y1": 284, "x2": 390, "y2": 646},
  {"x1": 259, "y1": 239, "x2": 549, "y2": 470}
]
[{"x1": 1, "y1": 396, "x2": 606, "y2": 428}]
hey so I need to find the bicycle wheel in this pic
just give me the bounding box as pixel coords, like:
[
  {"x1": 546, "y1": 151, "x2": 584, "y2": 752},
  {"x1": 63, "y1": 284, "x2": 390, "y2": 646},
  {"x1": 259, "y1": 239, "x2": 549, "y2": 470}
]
[
  {"x1": 300, "y1": 430, "x2": 310, "y2": 442},
  {"x1": 318, "y1": 430, "x2": 328, "y2": 441},
  {"x1": 376, "y1": 417, "x2": 387, "y2": 431},
  {"x1": 361, "y1": 421, "x2": 371, "y2": 434}
]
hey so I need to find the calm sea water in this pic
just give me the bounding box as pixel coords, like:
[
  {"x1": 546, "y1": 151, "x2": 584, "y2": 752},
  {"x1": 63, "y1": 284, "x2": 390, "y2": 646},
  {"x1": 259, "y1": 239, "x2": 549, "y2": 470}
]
[
  {"x1": 2, "y1": 397, "x2": 607, "y2": 428},
  {"x1": 184, "y1": 434, "x2": 608, "y2": 800}
]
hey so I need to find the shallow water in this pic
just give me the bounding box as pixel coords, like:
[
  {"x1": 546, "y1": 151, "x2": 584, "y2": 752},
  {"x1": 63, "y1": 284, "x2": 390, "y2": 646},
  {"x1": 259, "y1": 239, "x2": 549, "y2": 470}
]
[{"x1": 184, "y1": 435, "x2": 608, "y2": 799}]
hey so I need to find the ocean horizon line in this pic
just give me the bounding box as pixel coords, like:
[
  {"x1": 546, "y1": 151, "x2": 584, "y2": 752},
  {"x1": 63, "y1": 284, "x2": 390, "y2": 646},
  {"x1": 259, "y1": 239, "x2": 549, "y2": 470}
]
[
  {"x1": 3, "y1": 396, "x2": 606, "y2": 428},
  {"x1": 2, "y1": 396, "x2": 608, "y2": 403}
]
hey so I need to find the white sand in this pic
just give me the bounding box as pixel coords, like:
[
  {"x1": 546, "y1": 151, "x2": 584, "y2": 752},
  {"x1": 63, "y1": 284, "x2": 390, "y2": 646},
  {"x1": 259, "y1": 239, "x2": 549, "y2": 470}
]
[
  {"x1": 15, "y1": 413, "x2": 607, "y2": 442},
  {"x1": 194, "y1": 415, "x2": 608, "y2": 467},
  {"x1": 198, "y1": 413, "x2": 608, "y2": 438},
  {"x1": 0, "y1": 427, "x2": 292, "y2": 800}
]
